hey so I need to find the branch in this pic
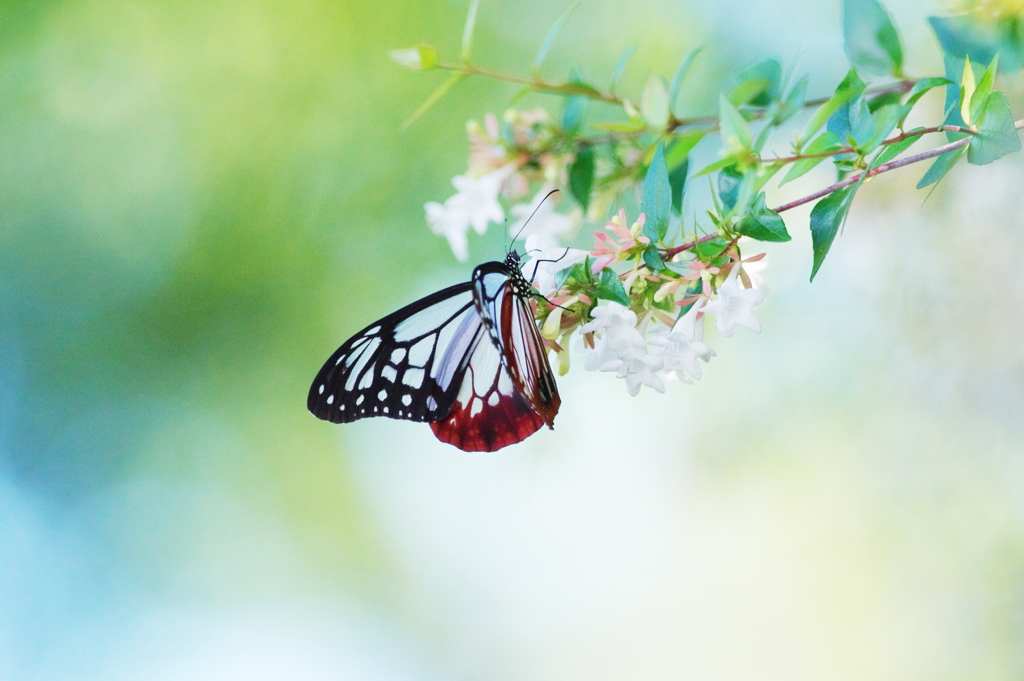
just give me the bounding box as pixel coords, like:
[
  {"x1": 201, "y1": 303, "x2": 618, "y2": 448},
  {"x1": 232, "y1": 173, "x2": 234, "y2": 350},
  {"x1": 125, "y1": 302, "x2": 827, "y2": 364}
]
[
  {"x1": 662, "y1": 233, "x2": 723, "y2": 260},
  {"x1": 434, "y1": 62, "x2": 624, "y2": 105},
  {"x1": 668, "y1": 80, "x2": 916, "y2": 131},
  {"x1": 769, "y1": 124, "x2": 977, "y2": 165},
  {"x1": 771, "y1": 118, "x2": 1024, "y2": 214}
]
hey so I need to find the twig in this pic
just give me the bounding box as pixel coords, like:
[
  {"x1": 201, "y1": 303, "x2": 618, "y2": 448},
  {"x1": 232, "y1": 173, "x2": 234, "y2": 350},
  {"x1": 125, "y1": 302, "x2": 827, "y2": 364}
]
[
  {"x1": 435, "y1": 62, "x2": 624, "y2": 105},
  {"x1": 770, "y1": 124, "x2": 977, "y2": 164},
  {"x1": 771, "y1": 118, "x2": 1024, "y2": 213}
]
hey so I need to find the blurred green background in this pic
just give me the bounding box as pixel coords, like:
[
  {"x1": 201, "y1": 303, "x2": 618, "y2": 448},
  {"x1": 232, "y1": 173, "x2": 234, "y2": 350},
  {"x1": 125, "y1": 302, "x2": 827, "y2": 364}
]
[{"x1": 2, "y1": 0, "x2": 1023, "y2": 678}]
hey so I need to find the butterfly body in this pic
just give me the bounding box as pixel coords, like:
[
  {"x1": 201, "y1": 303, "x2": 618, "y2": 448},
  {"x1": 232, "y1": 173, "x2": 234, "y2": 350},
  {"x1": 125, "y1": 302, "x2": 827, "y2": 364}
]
[{"x1": 308, "y1": 251, "x2": 560, "y2": 452}]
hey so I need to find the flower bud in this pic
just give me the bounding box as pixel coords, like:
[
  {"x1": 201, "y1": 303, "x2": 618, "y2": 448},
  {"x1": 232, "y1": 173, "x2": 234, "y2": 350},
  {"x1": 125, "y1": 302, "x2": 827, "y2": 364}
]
[{"x1": 388, "y1": 45, "x2": 438, "y2": 71}]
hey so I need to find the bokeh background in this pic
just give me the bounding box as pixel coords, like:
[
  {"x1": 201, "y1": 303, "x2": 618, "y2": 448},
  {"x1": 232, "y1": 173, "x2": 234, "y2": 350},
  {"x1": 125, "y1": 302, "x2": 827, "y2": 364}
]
[{"x1": 2, "y1": 0, "x2": 1024, "y2": 678}]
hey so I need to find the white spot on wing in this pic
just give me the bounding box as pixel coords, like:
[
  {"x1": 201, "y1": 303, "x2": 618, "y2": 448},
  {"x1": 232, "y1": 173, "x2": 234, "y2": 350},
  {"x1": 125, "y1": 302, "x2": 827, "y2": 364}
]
[
  {"x1": 426, "y1": 396, "x2": 438, "y2": 411},
  {"x1": 408, "y1": 337, "x2": 433, "y2": 367},
  {"x1": 402, "y1": 394, "x2": 412, "y2": 406},
  {"x1": 402, "y1": 368, "x2": 424, "y2": 389},
  {"x1": 383, "y1": 406, "x2": 389, "y2": 414},
  {"x1": 391, "y1": 348, "x2": 406, "y2": 364},
  {"x1": 393, "y1": 293, "x2": 473, "y2": 341},
  {"x1": 381, "y1": 365, "x2": 398, "y2": 382},
  {"x1": 356, "y1": 395, "x2": 364, "y2": 405},
  {"x1": 498, "y1": 368, "x2": 514, "y2": 395},
  {"x1": 470, "y1": 397, "x2": 483, "y2": 417},
  {"x1": 487, "y1": 392, "x2": 499, "y2": 407},
  {"x1": 378, "y1": 389, "x2": 387, "y2": 401},
  {"x1": 366, "y1": 326, "x2": 381, "y2": 335},
  {"x1": 318, "y1": 384, "x2": 324, "y2": 395},
  {"x1": 358, "y1": 370, "x2": 373, "y2": 390},
  {"x1": 327, "y1": 395, "x2": 334, "y2": 405}
]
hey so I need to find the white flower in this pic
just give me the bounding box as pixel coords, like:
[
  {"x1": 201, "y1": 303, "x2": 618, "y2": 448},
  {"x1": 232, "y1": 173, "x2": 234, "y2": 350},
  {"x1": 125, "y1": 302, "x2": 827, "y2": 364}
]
[
  {"x1": 425, "y1": 166, "x2": 512, "y2": 261},
  {"x1": 740, "y1": 255, "x2": 769, "y2": 289},
  {"x1": 576, "y1": 304, "x2": 666, "y2": 396},
  {"x1": 449, "y1": 167, "x2": 509, "y2": 236},
  {"x1": 520, "y1": 234, "x2": 589, "y2": 297},
  {"x1": 579, "y1": 302, "x2": 636, "y2": 335},
  {"x1": 702, "y1": 269, "x2": 766, "y2": 337},
  {"x1": 648, "y1": 298, "x2": 716, "y2": 380},
  {"x1": 509, "y1": 187, "x2": 576, "y2": 248},
  {"x1": 425, "y1": 199, "x2": 471, "y2": 261}
]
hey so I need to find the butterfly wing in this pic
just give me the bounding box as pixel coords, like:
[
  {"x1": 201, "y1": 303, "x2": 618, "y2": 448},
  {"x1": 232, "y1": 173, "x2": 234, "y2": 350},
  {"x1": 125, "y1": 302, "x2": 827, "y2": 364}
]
[
  {"x1": 428, "y1": 328, "x2": 545, "y2": 451},
  {"x1": 472, "y1": 262, "x2": 561, "y2": 427},
  {"x1": 308, "y1": 282, "x2": 488, "y2": 424},
  {"x1": 309, "y1": 258, "x2": 559, "y2": 452}
]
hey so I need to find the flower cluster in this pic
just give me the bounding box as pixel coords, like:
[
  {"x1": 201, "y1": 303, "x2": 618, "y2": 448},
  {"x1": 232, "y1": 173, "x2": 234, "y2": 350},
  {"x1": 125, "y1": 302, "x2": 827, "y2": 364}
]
[
  {"x1": 522, "y1": 209, "x2": 768, "y2": 395},
  {"x1": 426, "y1": 108, "x2": 584, "y2": 261}
]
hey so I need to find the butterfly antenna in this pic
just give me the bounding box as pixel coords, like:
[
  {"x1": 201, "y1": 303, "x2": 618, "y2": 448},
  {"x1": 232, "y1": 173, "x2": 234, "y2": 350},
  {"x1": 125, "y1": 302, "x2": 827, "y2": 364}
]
[{"x1": 510, "y1": 189, "x2": 559, "y2": 250}]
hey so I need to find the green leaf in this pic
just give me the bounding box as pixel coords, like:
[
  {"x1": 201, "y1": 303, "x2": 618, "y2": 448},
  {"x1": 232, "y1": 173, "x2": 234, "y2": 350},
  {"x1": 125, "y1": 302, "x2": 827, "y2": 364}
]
[
  {"x1": 693, "y1": 157, "x2": 734, "y2": 178},
  {"x1": 669, "y1": 156, "x2": 689, "y2": 215},
  {"x1": 960, "y1": 56, "x2": 977, "y2": 125},
  {"x1": 640, "y1": 75, "x2": 670, "y2": 129},
  {"x1": 719, "y1": 94, "x2": 752, "y2": 154},
  {"x1": 732, "y1": 59, "x2": 782, "y2": 107},
  {"x1": 941, "y1": 55, "x2": 968, "y2": 127},
  {"x1": 905, "y1": 77, "x2": 954, "y2": 107},
  {"x1": 664, "y1": 131, "x2": 703, "y2": 167},
  {"x1": 562, "y1": 68, "x2": 588, "y2": 133},
  {"x1": 969, "y1": 55, "x2": 999, "y2": 125},
  {"x1": 842, "y1": 0, "x2": 904, "y2": 76},
  {"x1": 596, "y1": 268, "x2": 630, "y2": 305},
  {"x1": 461, "y1": 0, "x2": 481, "y2": 61},
  {"x1": 668, "y1": 47, "x2": 702, "y2": 114},
  {"x1": 389, "y1": 45, "x2": 438, "y2": 71},
  {"x1": 780, "y1": 131, "x2": 844, "y2": 185},
  {"x1": 609, "y1": 45, "x2": 638, "y2": 94},
  {"x1": 809, "y1": 186, "x2": 854, "y2": 281},
  {"x1": 776, "y1": 74, "x2": 809, "y2": 124},
  {"x1": 799, "y1": 70, "x2": 865, "y2": 144},
  {"x1": 859, "y1": 103, "x2": 908, "y2": 153},
  {"x1": 928, "y1": 14, "x2": 1024, "y2": 73},
  {"x1": 968, "y1": 92, "x2": 1023, "y2": 165},
  {"x1": 867, "y1": 91, "x2": 904, "y2": 111},
  {"x1": 735, "y1": 192, "x2": 791, "y2": 242},
  {"x1": 717, "y1": 165, "x2": 743, "y2": 213},
  {"x1": 643, "y1": 243, "x2": 666, "y2": 271},
  {"x1": 569, "y1": 144, "x2": 595, "y2": 210},
  {"x1": 557, "y1": 258, "x2": 591, "y2": 291},
  {"x1": 400, "y1": 73, "x2": 465, "y2": 130},
  {"x1": 533, "y1": 4, "x2": 579, "y2": 75},
  {"x1": 693, "y1": 237, "x2": 729, "y2": 261},
  {"x1": 916, "y1": 145, "x2": 967, "y2": 189},
  {"x1": 872, "y1": 133, "x2": 919, "y2": 166},
  {"x1": 641, "y1": 143, "x2": 672, "y2": 242},
  {"x1": 827, "y1": 92, "x2": 873, "y2": 147}
]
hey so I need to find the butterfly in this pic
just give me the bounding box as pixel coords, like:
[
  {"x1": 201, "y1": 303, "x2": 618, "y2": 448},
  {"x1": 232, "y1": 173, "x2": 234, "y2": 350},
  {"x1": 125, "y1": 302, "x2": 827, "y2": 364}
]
[{"x1": 307, "y1": 249, "x2": 560, "y2": 452}]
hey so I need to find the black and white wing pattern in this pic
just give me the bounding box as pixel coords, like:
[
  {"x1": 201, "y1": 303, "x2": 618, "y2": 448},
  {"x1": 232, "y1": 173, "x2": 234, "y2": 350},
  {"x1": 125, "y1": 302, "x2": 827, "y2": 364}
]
[
  {"x1": 307, "y1": 282, "x2": 486, "y2": 424},
  {"x1": 308, "y1": 251, "x2": 561, "y2": 452}
]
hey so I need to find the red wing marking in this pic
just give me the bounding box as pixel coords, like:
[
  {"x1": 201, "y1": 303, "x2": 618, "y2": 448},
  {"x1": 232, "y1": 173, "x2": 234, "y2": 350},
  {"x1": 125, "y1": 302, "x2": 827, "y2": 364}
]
[
  {"x1": 499, "y1": 281, "x2": 560, "y2": 427},
  {"x1": 429, "y1": 330, "x2": 544, "y2": 452}
]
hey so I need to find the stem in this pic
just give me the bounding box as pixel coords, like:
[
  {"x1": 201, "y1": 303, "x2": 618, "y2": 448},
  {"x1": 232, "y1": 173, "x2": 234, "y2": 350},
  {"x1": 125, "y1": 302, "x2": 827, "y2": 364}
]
[
  {"x1": 662, "y1": 233, "x2": 723, "y2": 260},
  {"x1": 435, "y1": 61, "x2": 624, "y2": 105},
  {"x1": 773, "y1": 117, "x2": 1024, "y2": 213},
  {"x1": 770, "y1": 124, "x2": 978, "y2": 164},
  {"x1": 664, "y1": 118, "x2": 1023, "y2": 258},
  {"x1": 668, "y1": 80, "x2": 916, "y2": 131}
]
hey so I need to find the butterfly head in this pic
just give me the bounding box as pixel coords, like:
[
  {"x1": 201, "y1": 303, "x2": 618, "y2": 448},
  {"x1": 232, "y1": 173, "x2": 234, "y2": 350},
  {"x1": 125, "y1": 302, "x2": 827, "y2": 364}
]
[{"x1": 505, "y1": 249, "x2": 521, "y2": 267}]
